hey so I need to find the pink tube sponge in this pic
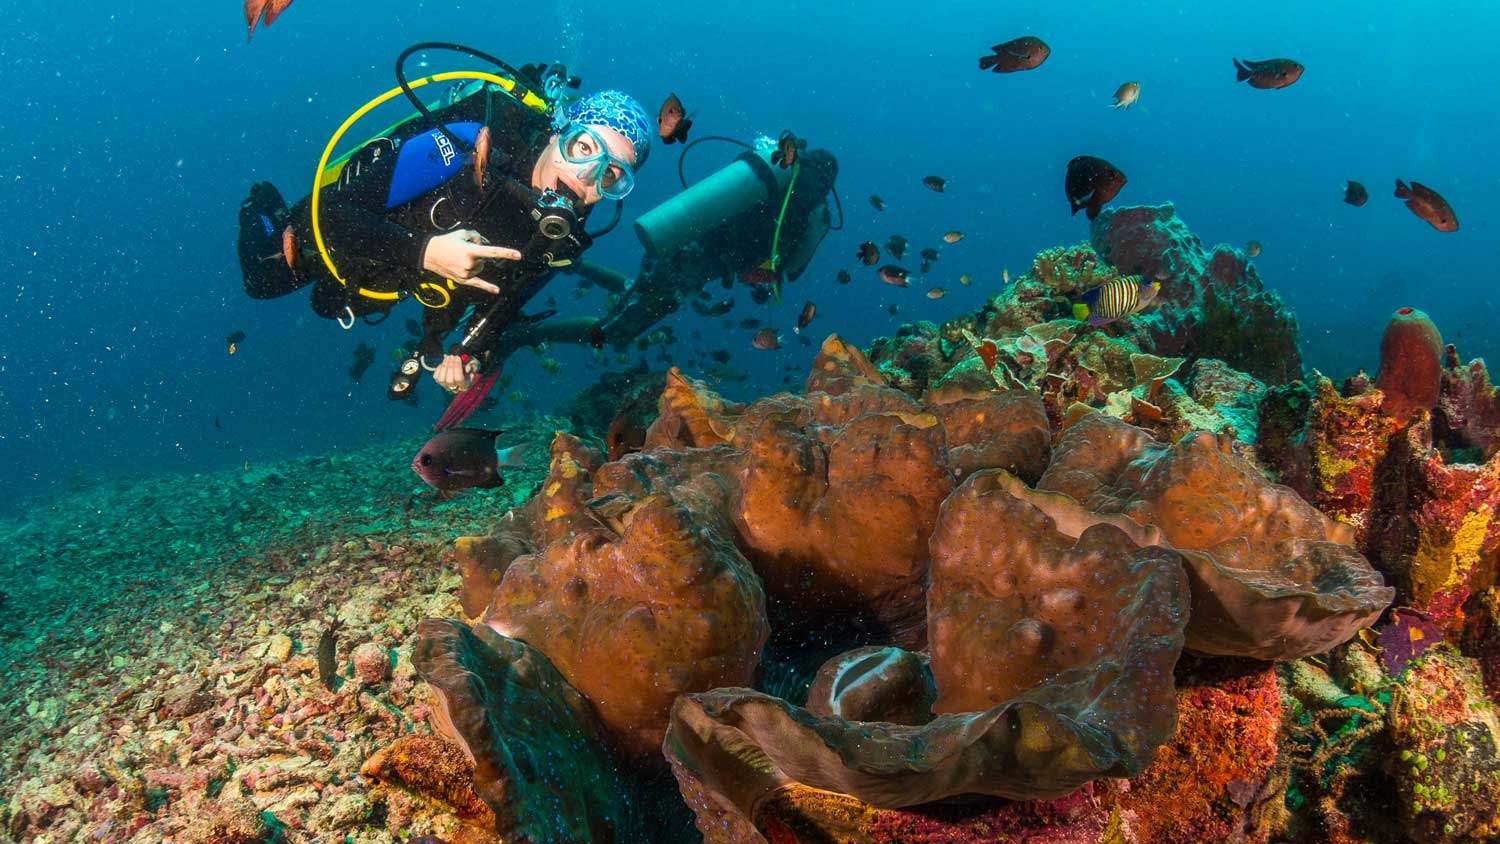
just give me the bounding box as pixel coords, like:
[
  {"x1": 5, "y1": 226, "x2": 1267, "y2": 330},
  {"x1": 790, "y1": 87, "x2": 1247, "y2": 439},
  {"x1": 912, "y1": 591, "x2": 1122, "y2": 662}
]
[{"x1": 1376, "y1": 307, "x2": 1443, "y2": 423}]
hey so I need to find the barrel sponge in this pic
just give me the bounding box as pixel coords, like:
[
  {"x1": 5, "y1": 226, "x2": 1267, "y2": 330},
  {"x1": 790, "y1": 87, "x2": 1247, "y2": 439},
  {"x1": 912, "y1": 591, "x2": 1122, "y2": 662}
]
[{"x1": 1376, "y1": 306, "x2": 1443, "y2": 423}]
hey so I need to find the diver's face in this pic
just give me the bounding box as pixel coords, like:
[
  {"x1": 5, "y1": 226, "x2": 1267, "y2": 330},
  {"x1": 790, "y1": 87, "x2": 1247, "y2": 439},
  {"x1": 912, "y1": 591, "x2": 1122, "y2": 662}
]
[{"x1": 532, "y1": 124, "x2": 637, "y2": 206}]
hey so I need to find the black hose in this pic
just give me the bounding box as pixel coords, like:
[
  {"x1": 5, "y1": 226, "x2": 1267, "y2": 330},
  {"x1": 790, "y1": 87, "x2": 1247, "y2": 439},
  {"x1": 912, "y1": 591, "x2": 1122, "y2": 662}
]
[
  {"x1": 394, "y1": 42, "x2": 534, "y2": 155},
  {"x1": 676, "y1": 135, "x2": 753, "y2": 190}
]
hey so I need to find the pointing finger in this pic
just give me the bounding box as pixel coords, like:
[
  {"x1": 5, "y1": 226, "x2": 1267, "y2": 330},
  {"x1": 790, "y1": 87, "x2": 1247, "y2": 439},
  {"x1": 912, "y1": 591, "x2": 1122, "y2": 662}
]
[{"x1": 470, "y1": 244, "x2": 522, "y2": 261}]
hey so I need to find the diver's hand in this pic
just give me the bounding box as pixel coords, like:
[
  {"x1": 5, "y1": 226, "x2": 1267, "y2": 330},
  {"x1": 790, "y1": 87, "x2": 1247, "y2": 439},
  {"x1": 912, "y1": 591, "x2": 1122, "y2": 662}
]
[
  {"x1": 434, "y1": 354, "x2": 481, "y2": 394},
  {"x1": 422, "y1": 230, "x2": 519, "y2": 295}
]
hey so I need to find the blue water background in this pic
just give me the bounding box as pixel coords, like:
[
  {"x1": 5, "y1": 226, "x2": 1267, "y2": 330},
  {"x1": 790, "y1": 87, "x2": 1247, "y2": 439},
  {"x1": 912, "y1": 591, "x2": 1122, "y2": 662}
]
[{"x1": 1, "y1": 2, "x2": 1495, "y2": 514}]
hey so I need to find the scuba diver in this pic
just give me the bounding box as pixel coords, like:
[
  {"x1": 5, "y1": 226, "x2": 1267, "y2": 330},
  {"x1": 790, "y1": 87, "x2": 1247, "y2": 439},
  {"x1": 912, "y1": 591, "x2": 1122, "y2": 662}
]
[
  {"x1": 236, "y1": 43, "x2": 652, "y2": 405},
  {"x1": 519, "y1": 134, "x2": 841, "y2": 351}
]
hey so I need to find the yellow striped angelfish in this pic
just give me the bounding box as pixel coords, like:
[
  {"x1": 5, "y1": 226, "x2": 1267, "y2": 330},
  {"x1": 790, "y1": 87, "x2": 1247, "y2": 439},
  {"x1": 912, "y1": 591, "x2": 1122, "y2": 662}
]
[{"x1": 1072, "y1": 275, "x2": 1162, "y2": 327}]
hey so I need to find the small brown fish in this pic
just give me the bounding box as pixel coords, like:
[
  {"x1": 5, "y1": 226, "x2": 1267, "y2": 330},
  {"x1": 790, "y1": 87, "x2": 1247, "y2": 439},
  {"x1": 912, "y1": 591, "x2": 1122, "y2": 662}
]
[
  {"x1": 1110, "y1": 81, "x2": 1141, "y2": 109},
  {"x1": 922, "y1": 175, "x2": 947, "y2": 193},
  {"x1": 942, "y1": 231, "x2": 965, "y2": 243},
  {"x1": 1394, "y1": 179, "x2": 1458, "y2": 232},
  {"x1": 1064, "y1": 155, "x2": 1127, "y2": 220},
  {"x1": 926, "y1": 288, "x2": 946, "y2": 300},
  {"x1": 771, "y1": 130, "x2": 800, "y2": 169},
  {"x1": 1245, "y1": 240, "x2": 1262, "y2": 258},
  {"x1": 1002, "y1": 268, "x2": 1011, "y2": 285},
  {"x1": 885, "y1": 234, "x2": 908, "y2": 260},
  {"x1": 588, "y1": 323, "x2": 606, "y2": 350},
  {"x1": 1343, "y1": 181, "x2": 1369, "y2": 207},
  {"x1": 856, "y1": 242, "x2": 880, "y2": 265},
  {"x1": 1233, "y1": 57, "x2": 1304, "y2": 90},
  {"x1": 244, "y1": 0, "x2": 295, "y2": 40},
  {"x1": 959, "y1": 273, "x2": 974, "y2": 286},
  {"x1": 878, "y1": 265, "x2": 911, "y2": 287},
  {"x1": 281, "y1": 225, "x2": 297, "y2": 268},
  {"x1": 657, "y1": 92, "x2": 692, "y2": 144},
  {"x1": 795, "y1": 301, "x2": 816, "y2": 333},
  {"x1": 979, "y1": 36, "x2": 1050, "y2": 73},
  {"x1": 870, "y1": 195, "x2": 886, "y2": 211},
  {"x1": 752, "y1": 328, "x2": 781, "y2": 350},
  {"x1": 836, "y1": 269, "x2": 852, "y2": 284}
]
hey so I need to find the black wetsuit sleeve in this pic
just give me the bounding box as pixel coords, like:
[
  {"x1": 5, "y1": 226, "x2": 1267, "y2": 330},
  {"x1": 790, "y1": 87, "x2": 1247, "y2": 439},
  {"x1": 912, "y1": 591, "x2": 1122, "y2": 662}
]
[
  {"x1": 320, "y1": 200, "x2": 432, "y2": 271},
  {"x1": 316, "y1": 148, "x2": 432, "y2": 271},
  {"x1": 419, "y1": 304, "x2": 463, "y2": 358}
]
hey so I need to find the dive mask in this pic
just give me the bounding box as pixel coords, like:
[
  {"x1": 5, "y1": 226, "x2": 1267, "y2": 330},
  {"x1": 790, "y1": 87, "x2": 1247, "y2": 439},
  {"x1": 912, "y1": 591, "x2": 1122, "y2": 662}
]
[{"x1": 558, "y1": 124, "x2": 636, "y2": 201}]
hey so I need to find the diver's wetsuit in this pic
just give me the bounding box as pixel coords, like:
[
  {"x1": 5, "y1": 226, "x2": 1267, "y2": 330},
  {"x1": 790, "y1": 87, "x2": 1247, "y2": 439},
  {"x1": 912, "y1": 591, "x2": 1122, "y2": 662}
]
[{"x1": 238, "y1": 85, "x2": 592, "y2": 364}]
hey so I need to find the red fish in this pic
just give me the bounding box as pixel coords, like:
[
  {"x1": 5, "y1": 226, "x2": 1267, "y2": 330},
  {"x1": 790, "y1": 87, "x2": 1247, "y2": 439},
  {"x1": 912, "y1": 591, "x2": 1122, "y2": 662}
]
[
  {"x1": 752, "y1": 328, "x2": 781, "y2": 350},
  {"x1": 244, "y1": 0, "x2": 294, "y2": 40},
  {"x1": 281, "y1": 225, "x2": 297, "y2": 269},
  {"x1": 771, "y1": 130, "x2": 800, "y2": 169},
  {"x1": 795, "y1": 301, "x2": 816, "y2": 333},
  {"x1": 657, "y1": 93, "x2": 692, "y2": 144},
  {"x1": 472, "y1": 125, "x2": 492, "y2": 188},
  {"x1": 856, "y1": 242, "x2": 880, "y2": 266},
  {"x1": 979, "y1": 37, "x2": 1050, "y2": 73},
  {"x1": 1064, "y1": 155, "x2": 1127, "y2": 220},
  {"x1": 1233, "y1": 57, "x2": 1304, "y2": 90},
  {"x1": 1394, "y1": 179, "x2": 1458, "y2": 232}
]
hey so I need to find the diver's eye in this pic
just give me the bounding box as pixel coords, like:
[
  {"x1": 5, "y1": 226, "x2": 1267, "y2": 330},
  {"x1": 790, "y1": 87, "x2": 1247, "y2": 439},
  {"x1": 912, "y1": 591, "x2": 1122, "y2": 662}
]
[
  {"x1": 568, "y1": 135, "x2": 597, "y2": 159},
  {"x1": 600, "y1": 163, "x2": 625, "y2": 188}
]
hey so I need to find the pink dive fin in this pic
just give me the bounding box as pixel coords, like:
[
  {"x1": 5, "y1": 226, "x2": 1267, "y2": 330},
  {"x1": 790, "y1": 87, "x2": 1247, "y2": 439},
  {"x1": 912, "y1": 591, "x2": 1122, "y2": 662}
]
[{"x1": 433, "y1": 369, "x2": 504, "y2": 433}]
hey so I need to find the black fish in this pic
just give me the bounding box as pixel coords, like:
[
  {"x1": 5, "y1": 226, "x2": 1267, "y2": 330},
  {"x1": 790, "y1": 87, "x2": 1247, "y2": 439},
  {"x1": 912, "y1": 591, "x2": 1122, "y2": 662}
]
[
  {"x1": 922, "y1": 175, "x2": 947, "y2": 193},
  {"x1": 411, "y1": 428, "x2": 527, "y2": 493},
  {"x1": 885, "y1": 234, "x2": 908, "y2": 260},
  {"x1": 920, "y1": 247, "x2": 940, "y2": 262},
  {"x1": 856, "y1": 242, "x2": 880, "y2": 266},
  {"x1": 979, "y1": 36, "x2": 1050, "y2": 73},
  {"x1": 1064, "y1": 155, "x2": 1127, "y2": 220},
  {"x1": 348, "y1": 342, "x2": 376, "y2": 383},
  {"x1": 1233, "y1": 57, "x2": 1304, "y2": 90},
  {"x1": 836, "y1": 269, "x2": 852, "y2": 285},
  {"x1": 226, "y1": 330, "x2": 246, "y2": 355},
  {"x1": 870, "y1": 195, "x2": 886, "y2": 211},
  {"x1": 1342, "y1": 181, "x2": 1369, "y2": 207}
]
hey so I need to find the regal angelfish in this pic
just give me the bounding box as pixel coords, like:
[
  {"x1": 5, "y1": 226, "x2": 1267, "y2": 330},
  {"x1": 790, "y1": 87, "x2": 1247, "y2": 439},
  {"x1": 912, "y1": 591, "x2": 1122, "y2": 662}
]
[{"x1": 1072, "y1": 275, "x2": 1161, "y2": 327}]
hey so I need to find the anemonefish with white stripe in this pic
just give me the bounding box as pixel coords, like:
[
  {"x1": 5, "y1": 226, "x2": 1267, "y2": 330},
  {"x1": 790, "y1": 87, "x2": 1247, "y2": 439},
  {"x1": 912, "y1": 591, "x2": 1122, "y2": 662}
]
[{"x1": 1072, "y1": 275, "x2": 1161, "y2": 327}]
